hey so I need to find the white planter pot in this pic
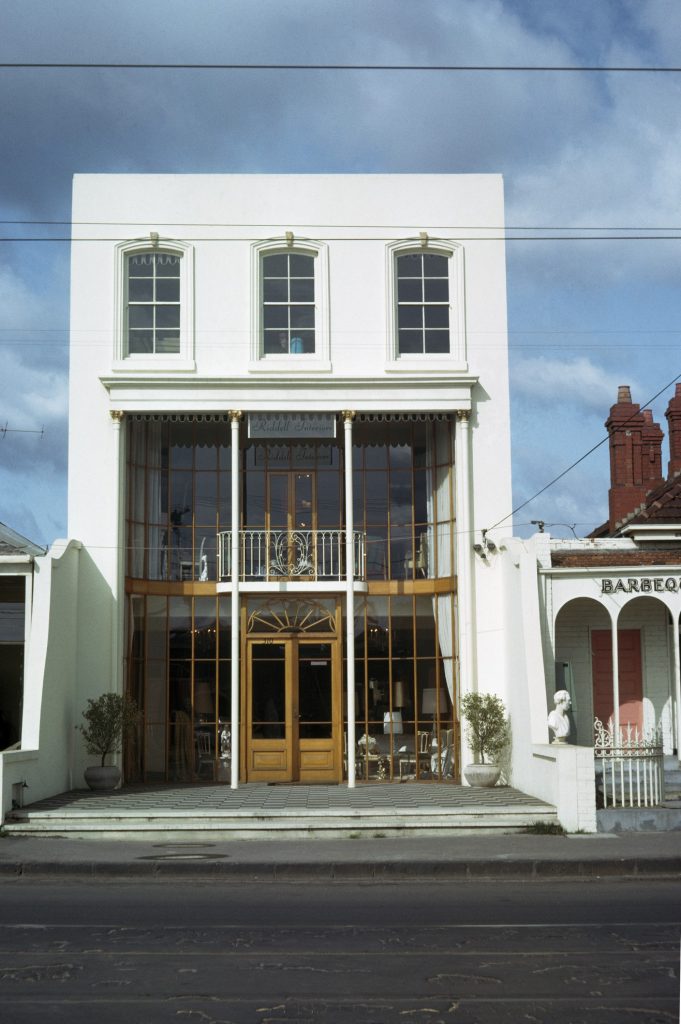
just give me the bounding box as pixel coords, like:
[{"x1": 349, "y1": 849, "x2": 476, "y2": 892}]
[
  {"x1": 84, "y1": 765, "x2": 121, "y2": 791},
  {"x1": 463, "y1": 763, "x2": 501, "y2": 788}
]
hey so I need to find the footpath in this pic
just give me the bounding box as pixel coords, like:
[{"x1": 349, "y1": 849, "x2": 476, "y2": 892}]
[{"x1": 0, "y1": 831, "x2": 679, "y2": 881}]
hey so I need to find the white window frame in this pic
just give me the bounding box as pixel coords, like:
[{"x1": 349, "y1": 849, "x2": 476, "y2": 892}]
[
  {"x1": 385, "y1": 239, "x2": 466, "y2": 371},
  {"x1": 113, "y1": 238, "x2": 195, "y2": 371},
  {"x1": 249, "y1": 237, "x2": 330, "y2": 372}
]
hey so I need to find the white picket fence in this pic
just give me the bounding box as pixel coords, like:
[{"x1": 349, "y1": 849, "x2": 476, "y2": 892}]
[{"x1": 593, "y1": 718, "x2": 665, "y2": 808}]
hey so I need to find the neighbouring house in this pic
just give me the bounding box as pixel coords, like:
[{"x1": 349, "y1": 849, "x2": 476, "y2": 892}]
[
  {"x1": 0, "y1": 523, "x2": 44, "y2": 753},
  {"x1": 536, "y1": 385, "x2": 681, "y2": 759}
]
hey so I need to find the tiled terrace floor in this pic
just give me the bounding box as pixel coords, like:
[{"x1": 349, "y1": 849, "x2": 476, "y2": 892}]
[{"x1": 16, "y1": 782, "x2": 552, "y2": 815}]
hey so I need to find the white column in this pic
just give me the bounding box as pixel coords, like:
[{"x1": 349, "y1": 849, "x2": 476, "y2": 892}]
[
  {"x1": 455, "y1": 411, "x2": 476, "y2": 772},
  {"x1": 110, "y1": 411, "x2": 125, "y2": 698},
  {"x1": 672, "y1": 611, "x2": 681, "y2": 765},
  {"x1": 610, "y1": 611, "x2": 620, "y2": 738},
  {"x1": 343, "y1": 411, "x2": 356, "y2": 788},
  {"x1": 230, "y1": 411, "x2": 242, "y2": 789}
]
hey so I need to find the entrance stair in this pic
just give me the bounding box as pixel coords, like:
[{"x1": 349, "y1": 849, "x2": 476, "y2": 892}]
[{"x1": 3, "y1": 783, "x2": 558, "y2": 840}]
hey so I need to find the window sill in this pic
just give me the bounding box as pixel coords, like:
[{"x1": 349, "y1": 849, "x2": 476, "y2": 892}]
[
  {"x1": 384, "y1": 357, "x2": 468, "y2": 374},
  {"x1": 248, "y1": 358, "x2": 332, "y2": 374},
  {"x1": 111, "y1": 358, "x2": 196, "y2": 374}
]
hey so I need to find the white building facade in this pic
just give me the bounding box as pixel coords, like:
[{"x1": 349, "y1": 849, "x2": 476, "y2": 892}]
[{"x1": 66, "y1": 173, "x2": 514, "y2": 789}]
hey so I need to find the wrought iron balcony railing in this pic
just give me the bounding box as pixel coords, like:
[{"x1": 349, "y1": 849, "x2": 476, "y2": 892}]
[{"x1": 217, "y1": 529, "x2": 366, "y2": 582}]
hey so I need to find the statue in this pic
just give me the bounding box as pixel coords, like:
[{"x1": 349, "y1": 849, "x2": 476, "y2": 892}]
[{"x1": 548, "y1": 690, "x2": 571, "y2": 743}]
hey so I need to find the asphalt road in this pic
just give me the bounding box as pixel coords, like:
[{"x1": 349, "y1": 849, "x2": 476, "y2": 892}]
[{"x1": 0, "y1": 878, "x2": 678, "y2": 1023}]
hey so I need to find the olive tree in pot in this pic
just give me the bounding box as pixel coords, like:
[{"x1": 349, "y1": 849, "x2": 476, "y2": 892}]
[
  {"x1": 461, "y1": 692, "x2": 509, "y2": 787},
  {"x1": 79, "y1": 692, "x2": 138, "y2": 791}
]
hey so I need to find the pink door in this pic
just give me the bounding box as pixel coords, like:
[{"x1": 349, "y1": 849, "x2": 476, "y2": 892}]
[{"x1": 591, "y1": 629, "x2": 643, "y2": 730}]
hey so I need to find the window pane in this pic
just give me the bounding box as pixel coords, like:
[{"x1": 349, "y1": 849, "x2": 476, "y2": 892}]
[
  {"x1": 399, "y1": 330, "x2": 423, "y2": 354},
  {"x1": 263, "y1": 278, "x2": 288, "y2": 302},
  {"x1": 156, "y1": 279, "x2": 180, "y2": 302},
  {"x1": 365, "y1": 471, "x2": 388, "y2": 524},
  {"x1": 425, "y1": 331, "x2": 449, "y2": 353},
  {"x1": 129, "y1": 254, "x2": 154, "y2": 275},
  {"x1": 292, "y1": 330, "x2": 314, "y2": 353},
  {"x1": 290, "y1": 305, "x2": 315, "y2": 329},
  {"x1": 263, "y1": 305, "x2": 289, "y2": 329},
  {"x1": 424, "y1": 305, "x2": 449, "y2": 329},
  {"x1": 423, "y1": 254, "x2": 448, "y2": 276},
  {"x1": 397, "y1": 278, "x2": 422, "y2": 302},
  {"x1": 398, "y1": 305, "x2": 423, "y2": 329},
  {"x1": 129, "y1": 330, "x2": 153, "y2": 353},
  {"x1": 156, "y1": 305, "x2": 181, "y2": 328},
  {"x1": 156, "y1": 333, "x2": 180, "y2": 354},
  {"x1": 290, "y1": 278, "x2": 314, "y2": 302},
  {"x1": 289, "y1": 254, "x2": 314, "y2": 276},
  {"x1": 397, "y1": 254, "x2": 422, "y2": 277},
  {"x1": 129, "y1": 305, "x2": 153, "y2": 328},
  {"x1": 129, "y1": 278, "x2": 153, "y2": 301},
  {"x1": 155, "y1": 254, "x2": 182, "y2": 276},
  {"x1": 424, "y1": 278, "x2": 449, "y2": 302},
  {"x1": 264, "y1": 330, "x2": 289, "y2": 354},
  {"x1": 263, "y1": 253, "x2": 287, "y2": 276}
]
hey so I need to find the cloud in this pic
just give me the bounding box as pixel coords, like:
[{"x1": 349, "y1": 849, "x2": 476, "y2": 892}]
[{"x1": 511, "y1": 354, "x2": 631, "y2": 413}]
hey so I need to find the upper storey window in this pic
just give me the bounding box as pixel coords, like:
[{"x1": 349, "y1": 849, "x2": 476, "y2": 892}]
[
  {"x1": 250, "y1": 238, "x2": 329, "y2": 370},
  {"x1": 262, "y1": 252, "x2": 316, "y2": 355},
  {"x1": 396, "y1": 252, "x2": 450, "y2": 355},
  {"x1": 114, "y1": 238, "x2": 194, "y2": 367},
  {"x1": 127, "y1": 252, "x2": 182, "y2": 355},
  {"x1": 386, "y1": 241, "x2": 465, "y2": 368}
]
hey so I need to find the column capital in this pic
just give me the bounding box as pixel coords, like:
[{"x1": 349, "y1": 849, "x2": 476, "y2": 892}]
[
  {"x1": 229, "y1": 410, "x2": 243, "y2": 424},
  {"x1": 456, "y1": 410, "x2": 471, "y2": 423},
  {"x1": 341, "y1": 410, "x2": 356, "y2": 423},
  {"x1": 110, "y1": 410, "x2": 125, "y2": 424}
]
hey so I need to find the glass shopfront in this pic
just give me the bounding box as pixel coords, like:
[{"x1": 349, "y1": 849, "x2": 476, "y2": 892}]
[{"x1": 124, "y1": 414, "x2": 458, "y2": 783}]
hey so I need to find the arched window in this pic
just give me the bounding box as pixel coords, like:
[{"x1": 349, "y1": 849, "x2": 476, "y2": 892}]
[
  {"x1": 126, "y1": 251, "x2": 182, "y2": 355},
  {"x1": 250, "y1": 238, "x2": 330, "y2": 368},
  {"x1": 262, "y1": 251, "x2": 316, "y2": 355},
  {"x1": 386, "y1": 240, "x2": 465, "y2": 365},
  {"x1": 114, "y1": 238, "x2": 194, "y2": 364},
  {"x1": 396, "y1": 251, "x2": 450, "y2": 355}
]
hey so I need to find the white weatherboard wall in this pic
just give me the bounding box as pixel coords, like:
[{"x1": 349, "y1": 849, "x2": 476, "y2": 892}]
[{"x1": 67, "y1": 174, "x2": 515, "y2": 769}]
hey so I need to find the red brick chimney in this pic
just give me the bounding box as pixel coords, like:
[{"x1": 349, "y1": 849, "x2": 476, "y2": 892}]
[
  {"x1": 665, "y1": 383, "x2": 681, "y2": 478},
  {"x1": 606, "y1": 385, "x2": 664, "y2": 531}
]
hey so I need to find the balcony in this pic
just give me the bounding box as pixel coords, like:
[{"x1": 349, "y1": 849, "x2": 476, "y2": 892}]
[{"x1": 218, "y1": 530, "x2": 366, "y2": 582}]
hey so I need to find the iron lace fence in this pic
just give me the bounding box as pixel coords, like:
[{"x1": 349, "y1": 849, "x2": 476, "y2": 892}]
[
  {"x1": 594, "y1": 718, "x2": 665, "y2": 808},
  {"x1": 218, "y1": 529, "x2": 366, "y2": 582}
]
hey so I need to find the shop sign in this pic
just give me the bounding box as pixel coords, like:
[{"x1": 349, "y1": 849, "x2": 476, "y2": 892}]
[
  {"x1": 601, "y1": 576, "x2": 681, "y2": 594},
  {"x1": 248, "y1": 413, "x2": 336, "y2": 439}
]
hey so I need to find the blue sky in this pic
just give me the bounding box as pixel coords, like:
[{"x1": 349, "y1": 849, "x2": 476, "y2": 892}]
[{"x1": 1, "y1": 0, "x2": 681, "y2": 546}]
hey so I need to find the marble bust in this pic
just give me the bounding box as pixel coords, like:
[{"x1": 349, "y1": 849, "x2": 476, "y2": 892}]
[{"x1": 547, "y1": 690, "x2": 571, "y2": 743}]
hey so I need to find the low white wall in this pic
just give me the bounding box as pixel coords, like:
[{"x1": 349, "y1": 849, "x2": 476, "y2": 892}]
[
  {"x1": 1, "y1": 540, "x2": 81, "y2": 821},
  {"x1": 499, "y1": 540, "x2": 597, "y2": 832},
  {"x1": 530, "y1": 744, "x2": 597, "y2": 832}
]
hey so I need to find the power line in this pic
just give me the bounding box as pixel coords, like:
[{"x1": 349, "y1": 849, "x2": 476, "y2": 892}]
[
  {"x1": 488, "y1": 371, "x2": 681, "y2": 533},
  {"x1": 3, "y1": 234, "x2": 681, "y2": 243},
  {"x1": 4, "y1": 220, "x2": 681, "y2": 230},
  {"x1": 1, "y1": 61, "x2": 681, "y2": 72}
]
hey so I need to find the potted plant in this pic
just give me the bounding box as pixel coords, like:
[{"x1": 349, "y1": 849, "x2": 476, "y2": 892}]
[
  {"x1": 79, "y1": 692, "x2": 138, "y2": 791},
  {"x1": 461, "y1": 692, "x2": 508, "y2": 787}
]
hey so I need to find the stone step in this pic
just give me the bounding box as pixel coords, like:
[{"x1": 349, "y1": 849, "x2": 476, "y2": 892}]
[{"x1": 3, "y1": 805, "x2": 558, "y2": 840}]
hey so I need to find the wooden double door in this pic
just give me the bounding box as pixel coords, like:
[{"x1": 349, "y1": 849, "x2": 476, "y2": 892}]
[{"x1": 245, "y1": 636, "x2": 342, "y2": 783}]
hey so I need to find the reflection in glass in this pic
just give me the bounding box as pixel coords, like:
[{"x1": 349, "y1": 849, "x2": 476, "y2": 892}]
[{"x1": 251, "y1": 646, "x2": 286, "y2": 739}]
